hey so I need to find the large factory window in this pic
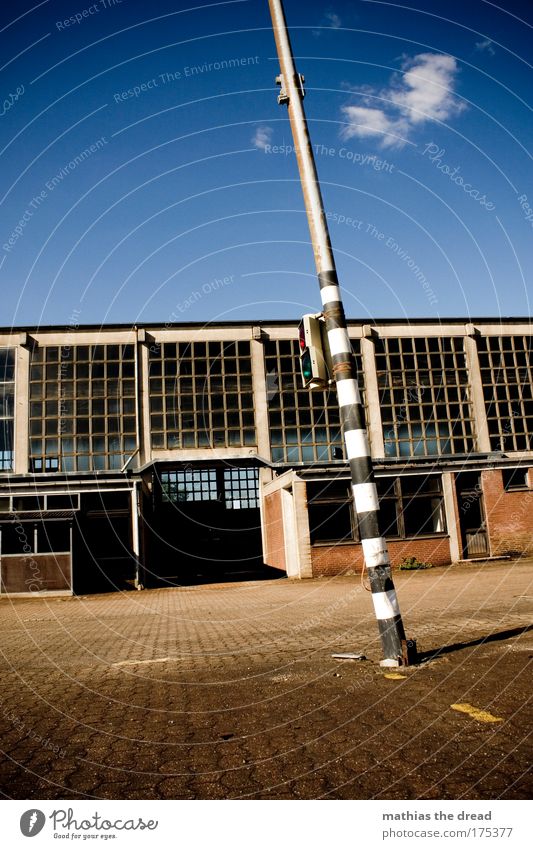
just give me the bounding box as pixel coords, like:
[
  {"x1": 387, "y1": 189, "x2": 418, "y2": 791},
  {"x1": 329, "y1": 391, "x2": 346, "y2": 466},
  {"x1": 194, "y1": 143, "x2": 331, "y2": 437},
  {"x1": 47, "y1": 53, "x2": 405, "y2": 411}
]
[
  {"x1": 264, "y1": 339, "x2": 364, "y2": 464},
  {"x1": 29, "y1": 344, "x2": 137, "y2": 472},
  {"x1": 149, "y1": 341, "x2": 256, "y2": 450},
  {"x1": 376, "y1": 336, "x2": 475, "y2": 457},
  {"x1": 478, "y1": 334, "x2": 533, "y2": 452},
  {"x1": 0, "y1": 349, "x2": 15, "y2": 471}
]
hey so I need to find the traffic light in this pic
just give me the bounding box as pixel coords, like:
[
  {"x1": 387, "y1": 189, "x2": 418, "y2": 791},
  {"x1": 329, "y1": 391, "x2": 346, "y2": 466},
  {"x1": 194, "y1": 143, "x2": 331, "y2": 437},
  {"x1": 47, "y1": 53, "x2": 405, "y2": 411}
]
[{"x1": 298, "y1": 314, "x2": 328, "y2": 389}]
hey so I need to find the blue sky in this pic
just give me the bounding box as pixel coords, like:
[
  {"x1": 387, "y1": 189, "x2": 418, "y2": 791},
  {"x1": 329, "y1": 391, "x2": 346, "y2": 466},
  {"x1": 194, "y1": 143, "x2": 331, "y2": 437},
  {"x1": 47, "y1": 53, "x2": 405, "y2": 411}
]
[{"x1": 0, "y1": 0, "x2": 531, "y2": 327}]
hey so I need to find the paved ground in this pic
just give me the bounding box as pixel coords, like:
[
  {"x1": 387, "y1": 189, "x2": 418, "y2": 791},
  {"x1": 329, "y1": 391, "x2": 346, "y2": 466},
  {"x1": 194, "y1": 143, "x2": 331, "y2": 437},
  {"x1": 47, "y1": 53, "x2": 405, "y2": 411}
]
[{"x1": 0, "y1": 559, "x2": 531, "y2": 800}]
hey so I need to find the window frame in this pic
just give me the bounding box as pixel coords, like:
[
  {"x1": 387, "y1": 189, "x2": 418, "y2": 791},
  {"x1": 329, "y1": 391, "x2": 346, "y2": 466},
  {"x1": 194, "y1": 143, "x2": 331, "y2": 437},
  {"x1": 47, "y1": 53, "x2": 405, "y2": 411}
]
[
  {"x1": 307, "y1": 473, "x2": 447, "y2": 545},
  {"x1": 265, "y1": 338, "x2": 364, "y2": 465},
  {"x1": 478, "y1": 335, "x2": 533, "y2": 453},
  {"x1": 0, "y1": 347, "x2": 15, "y2": 472},
  {"x1": 502, "y1": 467, "x2": 530, "y2": 491},
  {"x1": 376, "y1": 336, "x2": 475, "y2": 458},
  {"x1": 149, "y1": 341, "x2": 256, "y2": 450},
  {"x1": 29, "y1": 343, "x2": 137, "y2": 473},
  {"x1": 0, "y1": 493, "x2": 80, "y2": 513},
  {"x1": 0, "y1": 519, "x2": 72, "y2": 555},
  {"x1": 307, "y1": 479, "x2": 358, "y2": 545}
]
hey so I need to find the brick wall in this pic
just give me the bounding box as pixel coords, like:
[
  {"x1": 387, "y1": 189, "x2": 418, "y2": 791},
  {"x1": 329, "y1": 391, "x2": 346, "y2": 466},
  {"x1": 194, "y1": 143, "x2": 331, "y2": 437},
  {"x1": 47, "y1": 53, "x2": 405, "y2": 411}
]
[
  {"x1": 482, "y1": 469, "x2": 533, "y2": 556},
  {"x1": 311, "y1": 535, "x2": 451, "y2": 577},
  {"x1": 263, "y1": 491, "x2": 286, "y2": 572},
  {"x1": 263, "y1": 467, "x2": 533, "y2": 578}
]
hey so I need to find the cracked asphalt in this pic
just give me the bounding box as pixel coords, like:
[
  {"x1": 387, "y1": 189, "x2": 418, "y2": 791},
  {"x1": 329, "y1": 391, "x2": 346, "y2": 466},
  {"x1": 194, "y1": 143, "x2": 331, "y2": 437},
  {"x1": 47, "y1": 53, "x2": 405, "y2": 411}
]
[{"x1": 0, "y1": 559, "x2": 531, "y2": 800}]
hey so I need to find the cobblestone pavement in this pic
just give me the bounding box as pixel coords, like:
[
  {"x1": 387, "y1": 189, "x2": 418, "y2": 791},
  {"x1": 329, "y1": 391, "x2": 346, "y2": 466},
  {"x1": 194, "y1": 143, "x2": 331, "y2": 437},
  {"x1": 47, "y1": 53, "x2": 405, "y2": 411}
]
[{"x1": 0, "y1": 560, "x2": 531, "y2": 800}]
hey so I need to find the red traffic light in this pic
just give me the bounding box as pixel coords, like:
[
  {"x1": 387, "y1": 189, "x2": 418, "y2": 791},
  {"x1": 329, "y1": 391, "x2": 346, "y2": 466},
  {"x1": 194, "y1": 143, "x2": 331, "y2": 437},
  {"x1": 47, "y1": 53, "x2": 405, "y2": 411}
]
[{"x1": 298, "y1": 321, "x2": 306, "y2": 351}]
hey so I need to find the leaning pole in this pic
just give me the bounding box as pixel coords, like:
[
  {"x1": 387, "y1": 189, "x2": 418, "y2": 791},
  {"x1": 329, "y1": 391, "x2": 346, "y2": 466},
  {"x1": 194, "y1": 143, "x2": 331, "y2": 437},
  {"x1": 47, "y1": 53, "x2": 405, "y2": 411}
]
[{"x1": 267, "y1": 0, "x2": 412, "y2": 666}]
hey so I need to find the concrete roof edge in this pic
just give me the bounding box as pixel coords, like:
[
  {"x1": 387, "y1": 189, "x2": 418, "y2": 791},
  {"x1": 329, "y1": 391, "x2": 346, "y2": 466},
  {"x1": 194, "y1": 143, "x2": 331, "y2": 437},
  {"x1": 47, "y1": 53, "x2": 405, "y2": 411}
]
[{"x1": 0, "y1": 316, "x2": 531, "y2": 334}]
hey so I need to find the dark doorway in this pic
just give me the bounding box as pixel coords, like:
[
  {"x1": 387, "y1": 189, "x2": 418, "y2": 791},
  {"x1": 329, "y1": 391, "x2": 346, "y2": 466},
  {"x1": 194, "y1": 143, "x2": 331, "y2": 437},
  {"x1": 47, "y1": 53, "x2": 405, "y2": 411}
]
[
  {"x1": 148, "y1": 466, "x2": 271, "y2": 586},
  {"x1": 73, "y1": 491, "x2": 137, "y2": 593},
  {"x1": 455, "y1": 472, "x2": 489, "y2": 558}
]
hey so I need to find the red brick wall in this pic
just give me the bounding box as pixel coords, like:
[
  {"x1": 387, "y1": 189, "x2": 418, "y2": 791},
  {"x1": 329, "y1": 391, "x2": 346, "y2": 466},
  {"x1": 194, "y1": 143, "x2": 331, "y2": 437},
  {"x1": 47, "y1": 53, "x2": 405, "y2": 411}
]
[
  {"x1": 311, "y1": 535, "x2": 451, "y2": 577},
  {"x1": 482, "y1": 469, "x2": 533, "y2": 556},
  {"x1": 263, "y1": 491, "x2": 286, "y2": 572}
]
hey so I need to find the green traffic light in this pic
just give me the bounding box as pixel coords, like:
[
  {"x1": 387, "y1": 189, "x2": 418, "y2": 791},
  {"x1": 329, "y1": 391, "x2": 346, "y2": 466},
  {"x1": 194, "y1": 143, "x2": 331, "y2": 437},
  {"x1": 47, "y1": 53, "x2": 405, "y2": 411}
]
[{"x1": 300, "y1": 350, "x2": 313, "y2": 383}]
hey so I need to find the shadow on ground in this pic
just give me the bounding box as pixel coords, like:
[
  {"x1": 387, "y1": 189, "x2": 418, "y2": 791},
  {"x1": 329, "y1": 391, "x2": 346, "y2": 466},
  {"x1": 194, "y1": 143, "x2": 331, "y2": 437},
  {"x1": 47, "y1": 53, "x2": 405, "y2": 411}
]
[{"x1": 417, "y1": 624, "x2": 533, "y2": 663}]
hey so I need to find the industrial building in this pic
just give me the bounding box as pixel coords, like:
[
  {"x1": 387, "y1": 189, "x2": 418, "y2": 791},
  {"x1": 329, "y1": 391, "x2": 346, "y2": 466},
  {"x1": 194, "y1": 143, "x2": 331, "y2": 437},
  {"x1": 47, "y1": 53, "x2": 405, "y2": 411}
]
[{"x1": 0, "y1": 317, "x2": 531, "y2": 595}]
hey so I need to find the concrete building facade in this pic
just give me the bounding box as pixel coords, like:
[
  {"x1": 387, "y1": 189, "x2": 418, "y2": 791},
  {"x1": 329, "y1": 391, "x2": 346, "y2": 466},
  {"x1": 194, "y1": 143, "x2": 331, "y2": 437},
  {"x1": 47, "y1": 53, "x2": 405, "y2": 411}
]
[{"x1": 0, "y1": 318, "x2": 531, "y2": 594}]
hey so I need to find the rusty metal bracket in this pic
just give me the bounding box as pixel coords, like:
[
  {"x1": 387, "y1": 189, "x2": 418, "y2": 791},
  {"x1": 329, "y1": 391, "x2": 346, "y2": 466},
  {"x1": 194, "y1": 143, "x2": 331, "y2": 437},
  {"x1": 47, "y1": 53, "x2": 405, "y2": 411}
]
[
  {"x1": 275, "y1": 74, "x2": 289, "y2": 104},
  {"x1": 275, "y1": 72, "x2": 305, "y2": 104},
  {"x1": 323, "y1": 304, "x2": 345, "y2": 324},
  {"x1": 332, "y1": 361, "x2": 353, "y2": 379}
]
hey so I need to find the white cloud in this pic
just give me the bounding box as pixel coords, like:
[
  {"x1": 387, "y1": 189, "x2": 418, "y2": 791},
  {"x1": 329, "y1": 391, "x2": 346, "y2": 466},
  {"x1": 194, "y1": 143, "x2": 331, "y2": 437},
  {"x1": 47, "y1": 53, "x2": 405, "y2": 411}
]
[
  {"x1": 475, "y1": 38, "x2": 496, "y2": 56},
  {"x1": 252, "y1": 126, "x2": 273, "y2": 150},
  {"x1": 313, "y1": 8, "x2": 342, "y2": 37},
  {"x1": 341, "y1": 52, "x2": 465, "y2": 148},
  {"x1": 325, "y1": 11, "x2": 341, "y2": 28},
  {"x1": 341, "y1": 106, "x2": 408, "y2": 148},
  {"x1": 389, "y1": 54, "x2": 465, "y2": 124}
]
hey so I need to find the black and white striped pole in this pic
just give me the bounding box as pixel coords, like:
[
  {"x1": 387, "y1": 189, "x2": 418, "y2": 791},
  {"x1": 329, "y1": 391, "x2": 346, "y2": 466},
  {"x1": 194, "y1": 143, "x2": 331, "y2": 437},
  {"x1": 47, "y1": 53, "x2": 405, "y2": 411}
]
[{"x1": 267, "y1": 0, "x2": 414, "y2": 666}]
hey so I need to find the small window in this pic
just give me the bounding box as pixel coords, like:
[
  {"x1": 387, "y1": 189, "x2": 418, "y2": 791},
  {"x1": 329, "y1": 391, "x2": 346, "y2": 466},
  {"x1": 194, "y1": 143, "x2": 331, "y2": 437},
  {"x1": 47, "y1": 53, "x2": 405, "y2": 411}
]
[
  {"x1": 12, "y1": 496, "x2": 44, "y2": 513},
  {"x1": 402, "y1": 496, "x2": 445, "y2": 535},
  {"x1": 83, "y1": 492, "x2": 130, "y2": 513},
  {"x1": 0, "y1": 348, "x2": 15, "y2": 382},
  {"x1": 307, "y1": 479, "x2": 357, "y2": 544},
  {"x1": 36, "y1": 521, "x2": 71, "y2": 553},
  {"x1": 46, "y1": 494, "x2": 80, "y2": 510},
  {"x1": 309, "y1": 501, "x2": 354, "y2": 543},
  {"x1": 1, "y1": 523, "x2": 35, "y2": 554},
  {"x1": 502, "y1": 468, "x2": 529, "y2": 491}
]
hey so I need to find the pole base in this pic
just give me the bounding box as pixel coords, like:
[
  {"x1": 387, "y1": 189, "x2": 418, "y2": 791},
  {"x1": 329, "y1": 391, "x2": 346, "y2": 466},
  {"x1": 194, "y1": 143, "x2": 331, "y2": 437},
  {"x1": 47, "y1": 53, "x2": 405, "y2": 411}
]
[
  {"x1": 379, "y1": 639, "x2": 417, "y2": 668},
  {"x1": 402, "y1": 638, "x2": 418, "y2": 666},
  {"x1": 379, "y1": 657, "x2": 402, "y2": 668}
]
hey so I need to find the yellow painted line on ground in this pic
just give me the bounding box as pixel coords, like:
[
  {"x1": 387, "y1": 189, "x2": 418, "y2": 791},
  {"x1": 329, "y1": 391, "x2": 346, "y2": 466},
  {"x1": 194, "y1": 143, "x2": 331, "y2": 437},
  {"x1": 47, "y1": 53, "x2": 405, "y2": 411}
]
[
  {"x1": 384, "y1": 673, "x2": 406, "y2": 680},
  {"x1": 451, "y1": 703, "x2": 503, "y2": 723}
]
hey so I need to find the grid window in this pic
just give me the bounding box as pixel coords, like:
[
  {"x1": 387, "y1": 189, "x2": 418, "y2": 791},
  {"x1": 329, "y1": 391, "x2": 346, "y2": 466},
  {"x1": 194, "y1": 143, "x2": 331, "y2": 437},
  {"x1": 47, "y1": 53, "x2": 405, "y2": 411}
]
[
  {"x1": 223, "y1": 468, "x2": 259, "y2": 509},
  {"x1": 160, "y1": 467, "x2": 259, "y2": 508},
  {"x1": 161, "y1": 469, "x2": 218, "y2": 502},
  {"x1": 29, "y1": 344, "x2": 137, "y2": 472},
  {"x1": 478, "y1": 335, "x2": 533, "y2": 452},
  {"x1": 376, "y1": 337, "x2": 475, "y2": 457},
  {"x1": 0, "y1": 349, "x2": 15, "y2": 471},
  {"x1": 149, "y1": 341, "x2": 256, "y2": 449},
  {"x1": 264, "y1": 339, "x2": 363, "y2": 464}
]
